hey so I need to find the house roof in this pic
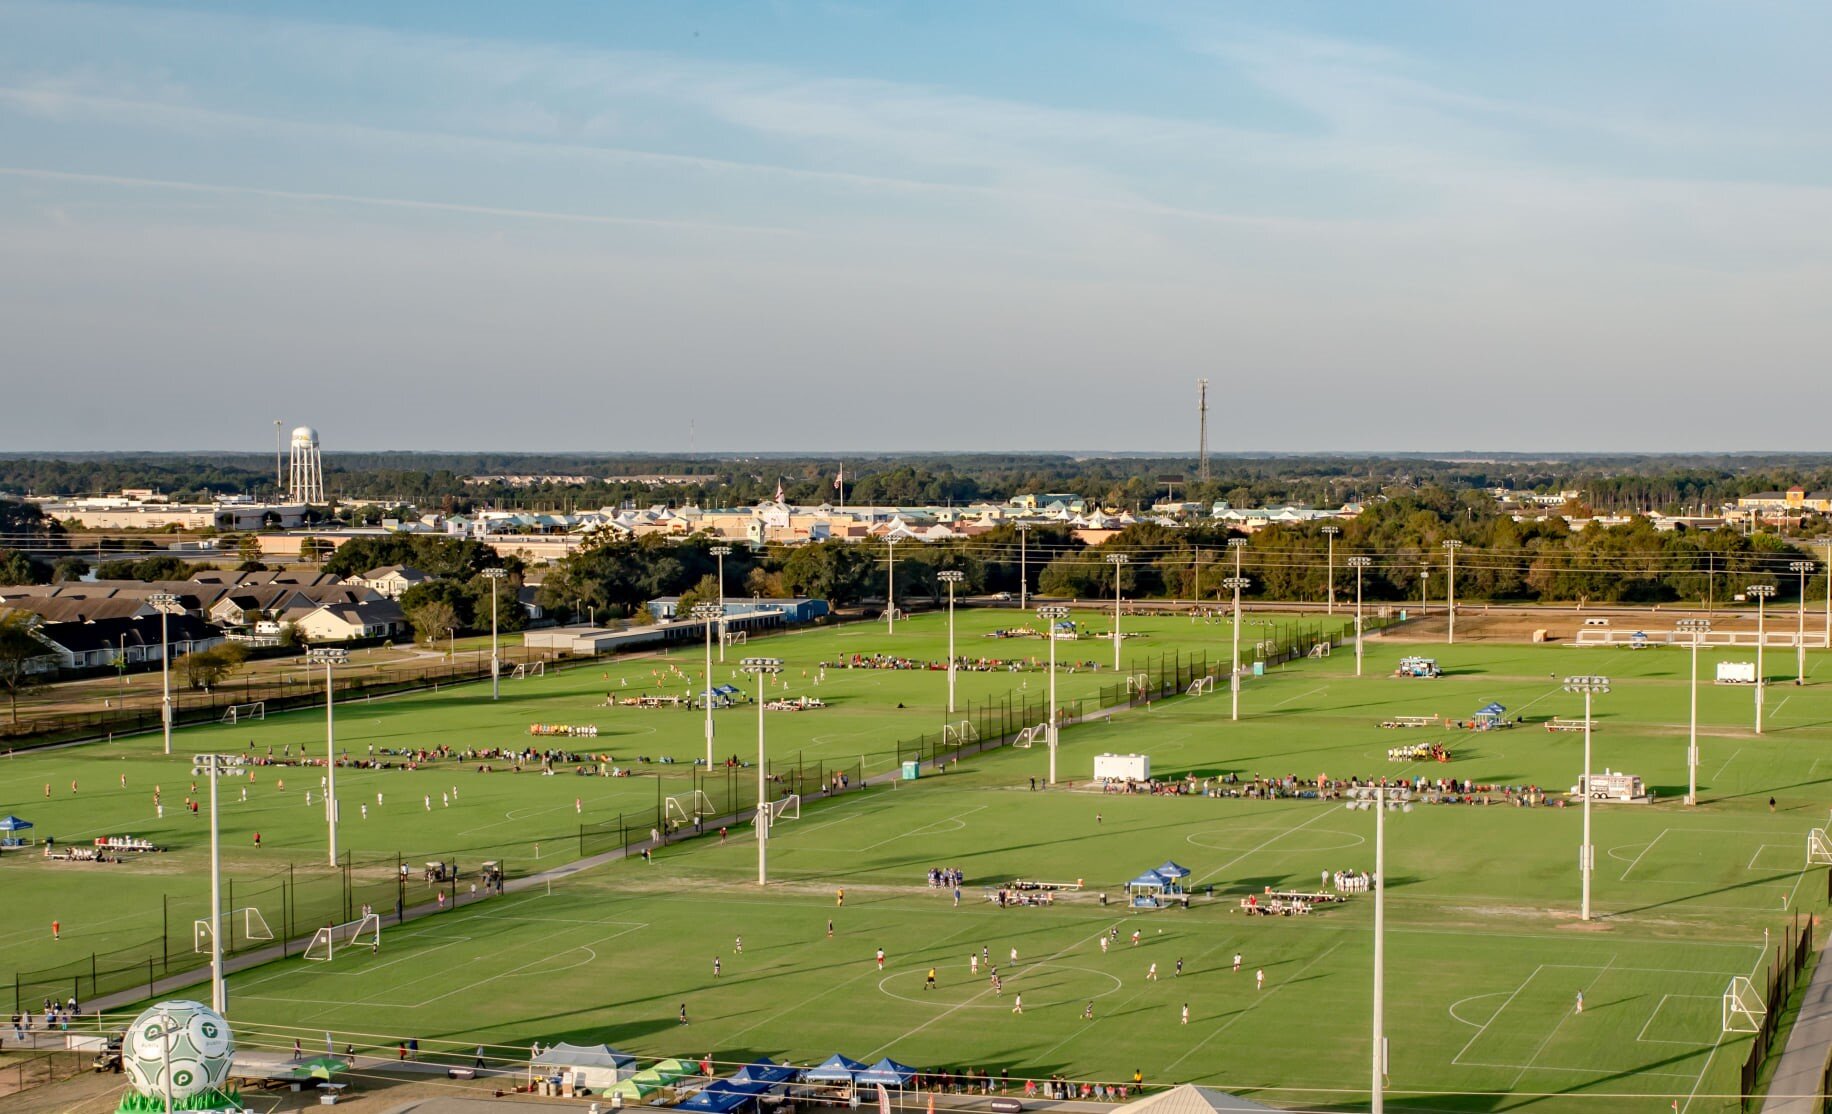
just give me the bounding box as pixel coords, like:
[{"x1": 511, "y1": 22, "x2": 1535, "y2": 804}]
[
  {"x1": 28, "y1": 612, "x2": 219, "y2": 655},
  {"x1": 1120, "y1": 1084, "x2": 1274, "y2": 1113}
]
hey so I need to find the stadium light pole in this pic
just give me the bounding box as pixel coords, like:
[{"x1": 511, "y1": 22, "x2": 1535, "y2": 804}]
[
  {"x1": 1677, "y1": 618, "x2": 1710, "y2": 806},
  {"x1": 741, "y1": 657, "x2": 783, "y2": 885},
  {"x1": 710, "y1": 547, "x2": 732, "y2": 662},
  {"x1": 307, "y1": 647, "x2": 347, "y2": 867},
  {"x1": 1351, "y1": 784, "x2": 1411, "y2": 1114},
  {"x1": 1442, "y1": 541, "x2": 1463, "y2": 645},
  {"x1": 1321, "y1": 526, "x2": 1340, "y2": 615},
  {"x1": 191, "y1": 753, "x2": 233, "y2": 1014},
  {"x1": 1824, "y1": 542, "x2": 1831, "y2": 654},
  {"x1": 1038, "y1": 605, "x2": 1070, "y2": 785},
  {"x1": 1791, "y1": 561, "x2": 1816, "y2": 684},
  {"x1": 1749, "y1": 584, "x2": 1775, "y2": 733},
  {"x1": 483, "y1": 567, "x2": 508, "y2": 700},
  {"x1": 1227, "y1": 538, "x2": 1249, "y2": 722},
  {"x1": 1349, "y1": 557, "x2": 1373, "y2": 678},
  {"x1": 1564, "y1": 675, "x2": 1610, "y2": 921},
  {"x1": 1015, "y1": 523, "x2": 1031, "y2": 610},
  {"x1": 692, "y1": 602, "x2": 724, "y2": 771},
  {"x1": 149, "y1": 592, "x2": 178, "y2": 755},
  {"x1": 1106, "y1": 554, "x2": 1130, "y2": 672},
  {"x1": 885, "y1": 538, "x2": 899, "y2": 635},
  {"x1": 939, "y1": 571, "x2": 965, "y2": 714}
]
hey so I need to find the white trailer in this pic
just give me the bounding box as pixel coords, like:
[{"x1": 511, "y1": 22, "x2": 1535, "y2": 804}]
[
  {"x1": 1094, "y1": 753, "x2": 1150, "y2": 782},
  {"x1": 1716, "y1": 662, "x2": 1757, "y2": 685}
]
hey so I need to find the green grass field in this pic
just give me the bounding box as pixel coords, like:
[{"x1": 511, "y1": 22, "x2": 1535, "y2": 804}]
[{"x1": 8, "y1": 609, "x2": 1831, "y2": 1111}]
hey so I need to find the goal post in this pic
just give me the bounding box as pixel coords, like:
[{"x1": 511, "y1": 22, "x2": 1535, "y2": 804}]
[
  {"x1": 1186, "y1": 676, "x2": 1215, "y2": 696},
  {"x1": 510, "y1": 662, "x2": 545, "y2": 679},
  {"x1": 1809, "y1": 829, "x2": 1832, "y2": 866},
  {"x1": 1308, "y1": 642, "x2": 1331, "y2": 658},
  {"x1": 193, "y1": 907, "x2": 273, "y2": 953},
  {"x1": 303, "y1": 913, "x2": 382, "y2": 962},
  {"x1": 1012, "y1": 722, "x2": 1048, "y2": 749},
  {"x1": 942, "y1": 720, "x2": 978, "y2": 745},
  {"x1": 666, "y1": 790, "x2": 718, "y2": 826},
  {"x1": 767, "y1": 794, "x2": 800, "y2": 824},
  {"x1": 721, "y1": 630, "x2": 748, "y2": 647},
  {"x1": 1723, "y1": 976, "x2": 1765, "y2": 1033},
  {"x1": 220, "y1": 701, "x2": 265, "y2": 724}
]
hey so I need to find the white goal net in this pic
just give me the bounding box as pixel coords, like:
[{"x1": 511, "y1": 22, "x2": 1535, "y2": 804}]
[
  {"x1": 666, "y1": 790, "x2": 717, "y2": 826},
  {"x1": 1810, "y1": 829, "x2": 1832, "y2": 866},
  {"x1": 942, "y1": 720, "x2": 978, "y2": 746},
  {"x1": 220, "y1": 702, "x2": 265, "y2": 724},
  {"x1": 1125, "y1": 674, "x2": 1150, "y2": 694},
  {"x1": 510, "y1": 662, "x2": 545, "y2": 679},
  {"x1": 756, "y1": 794, "x2": 800, "y2": 832},
  {"x1": 721, "y1": 630, "x2": 748, "y2": 647},
  {"x1": 304, "y1": 913, "x2": 381, "y2": 962},
  {"x1": 193, "y1": 907, "x2": 273, "y2": 953},
  {"x1": 1308, "y1": 642, "x2": 1332, "y2": 658},
  {"x1": 1723, "y1": 976, "x2": 1765, "y2": 1033},
  {"x1": 1012, "y1": 722, "x2": 1048, "y2": 749},
  {"x1": 1186, "y1": 676, "x2": 1215, "y2": 695}
]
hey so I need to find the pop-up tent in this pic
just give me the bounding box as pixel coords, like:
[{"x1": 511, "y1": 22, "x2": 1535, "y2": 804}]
[
  {"x1": 732, "y1": 1059, "x2": 798, "y2": 1086},
  {"x1": 1154, "y1": 861, "x2": 1190, "y2": 881},
  {"x1": 0, "y1": 815, "x2": 33, "y2": 847},
  {"x1": 803, "y1": 1054, "x2": 867, "y2": 1084},
  {"x1": 679, "y1": 1080, "x2": 770, "y2": 1113},
  {"x1": 532, "y1": 1043, "x2": 635, "y2": 1090},
  {"x1": 1472, "y1": 702, "x2": 1508, "y2": 730},
  {"x1": 855, "y1": 1058, "x2": 916, "y2": 1087},
  {"x1": 1119, "y1": 1083, "x2": 1275, "y2": 1113}
]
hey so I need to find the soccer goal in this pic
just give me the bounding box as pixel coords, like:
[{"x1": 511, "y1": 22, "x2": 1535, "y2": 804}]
[
  {"x1": 303, "y1": 913, "x2": 382, "y2": 962},
  {"x1": 1125, "y1": 674, "x2": 1150, "y2": 694},
  {"x1": 1723, "y1": 976, "x2": 1766, "y2": 1033},
  {"x1": 1012, "y1": 722, "x2": 1048, "y2": 749},
  {"x1": 1809, "y1": 829, "x2": 1832, "y2": 866},
  {"x1": 193, "y1": 908, "x2": 274, "y2": 953},
  {"x1": 942, "y1": 720, "x2": 978, "y2": 746},
  {"x1": 665, "y1": 790, "x2": 717, "y2": 826},
  {"x1": 220, "y1": 701, "x2": 265, "y2": 724},
  {"x1": 1308, "y1": 642, "x2": 1332, "y2": 658},
  {"x1": 1186, "y1": 676, "x2": 1215, "y2": 696},
  {"x1": 510, "y1": 662, "x2": 545, "y2": 679},
  {"x1": 722, "y1": 630, "x2": 748, "y2": 647}
]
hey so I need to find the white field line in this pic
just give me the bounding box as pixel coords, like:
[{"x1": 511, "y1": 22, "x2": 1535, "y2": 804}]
[
  {"x1": 1510, "y1": 954, "x2": 1615, "y2": 1088},
  {"x1": 1191, "y1": 804, "x2": 1347, "y2": 886},
  {"x1": 1678, "y1": 940, "x2": 1765, "y2": 1114},
  {"x1": 1269, "y1": 686, "x2": 1326, "y2": 709},
  {"x1": 1451, "y1": 965, "x2": 1543, "y2": 1067},
  {"x1": 1713, "y1": 748, "x2": 1744, "y2": 780},
  {"x1": 1636, "y1": 993, "x2": 1719, "y2": 1046},
  {"x1": 1618, "y1": 828, "x2": 1668, "y2": 881},
  {"x1": 794, "y1": 804, "x2": 988, "y2": 853},
  {"x1": 1157, "y1": 941, "x2": 1346, "y2": 1075}
]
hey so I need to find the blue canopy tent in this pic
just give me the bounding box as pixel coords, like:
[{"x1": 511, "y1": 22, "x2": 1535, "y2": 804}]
[
  {"x1": 1126, "y1": 869, "x2": 1171, "y2": 908},
  {"x1": 679, "y1": 1080, "x2": 770, "y2": 1113},
  {"x1": 0, "y1": 815, "x2": 33, "y2": 848},
  {"x1": 855, "y1": 1059, "x2": 917, "y2": 1088},
  {"x1": 803, "y1": 1054, "x2": 868, "y2": 1084},
  {"x1": 732, "y1": 1059, "x2": 798, "y2": 1086},
  {"x1": 1155, "y1": 861, "x2": 1190, "y2": 881},
  {"x1": 1472, "y1": 703, "x2": 1509, "y2": 731}
]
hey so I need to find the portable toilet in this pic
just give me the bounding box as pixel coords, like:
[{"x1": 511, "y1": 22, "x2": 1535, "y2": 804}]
[{"x1": 901, "y1": 760, "x2": 920, "y2": 781}]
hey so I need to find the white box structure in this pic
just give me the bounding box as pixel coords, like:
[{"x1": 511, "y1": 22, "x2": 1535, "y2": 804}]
[
  {"x1": 1717, "y1": 662, "x2": 1757, "y2": 684},
  {"x1": 1094, "y1": 753, "x2": 1150, "y2": 782}
]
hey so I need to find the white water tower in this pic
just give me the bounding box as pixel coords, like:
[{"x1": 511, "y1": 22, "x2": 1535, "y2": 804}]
[{"x1": 288, "y1": 425, "x2": 324, "y2": 504}]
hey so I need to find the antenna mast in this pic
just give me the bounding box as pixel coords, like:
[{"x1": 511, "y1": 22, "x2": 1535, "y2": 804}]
[{"x1": 1197, "y1": 378, "x2": 1210, "y2": 483}]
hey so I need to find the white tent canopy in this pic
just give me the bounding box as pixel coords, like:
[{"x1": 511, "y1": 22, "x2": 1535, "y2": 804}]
[
  {"x1": 532, "y1": 1042, "x2": 636, "y2": 1089},
  {"x1": 1121, "y1": 1084, "x2": 1275, "y2": 1114}
]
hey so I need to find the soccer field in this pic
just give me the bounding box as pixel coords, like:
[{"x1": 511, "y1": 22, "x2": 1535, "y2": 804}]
[
  {"x1": 1, "y1": 608, "x2": 1301, "y2": 990},
  {"x1": 12, "y1": 613, "x2": 1832, "y2": 1110}
]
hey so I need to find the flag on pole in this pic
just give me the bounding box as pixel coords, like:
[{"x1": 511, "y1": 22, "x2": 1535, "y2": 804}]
[
  {"x1": 877, "y1": 1084, "x2": 892, "y2": 1114},
  {"x1": 834, "y1": 466, "x2": 844, "y2": 491},
  {"x1": 775, "y1": 479, "x2": 785, "y2": 503}
]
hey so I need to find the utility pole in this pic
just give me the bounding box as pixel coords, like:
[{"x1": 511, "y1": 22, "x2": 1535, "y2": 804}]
[
  {"x1": 741, "y1": 657, "x2": 783, "y2": 885},
  {"x1": 1791, "y1": 561, "x2": 1815, "y2": 684},
  {"x1": 1038, "y1": 605, "x2": 1069, "y2": 785},
  {"x1": 149, "y1": 592, "x2": 177, "y2": 755},
  {"x1": 192, "y1": 753, "x2": 232, "y2": 1014},
  {"x1": 693, "y1": 602, "x2": 724, "y2": 771},
  {"x1": 1321, "y1": 526, "x2": 1340, "y2": 615},
  {"x1": 710, "y1": 546, "x2": 732, "y2": 662},
  {"x1": 885, "y1": 539, "x2": 899, "y2": 634},
  {"x1": 1196, "y1": 378, "x2": 1210, "y2": 483},
  {"x1": 1677, "y1": 618, "x2": 1709, "y2": 806},
  {"x1": 1442, "y1": 540, "x2": 1462, "y2": 644},
  {"x1": 1349, "y1": 556, "x2": 1372, "y2": 678},
  {"x1": 1015, "y1": 523, "x2": 1031, "y2": 610},
  {"x1": 1750, "y1": 584, "x2": 1775, "y2": 733},
  {"x1": 1226, "y1": 538, "x2": 1248, "y2": 722},
  {"x1": 1106, "y1": 554, "x2": 1129, "y2": 673},
  {"x1": 482, "y1": 567, "x2": 508, "y2": 700}
]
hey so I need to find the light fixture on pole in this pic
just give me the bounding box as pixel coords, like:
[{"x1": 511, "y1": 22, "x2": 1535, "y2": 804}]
[
  {"x1": 884, "y1": 539, "x2": 899, "y2": 634},
  {"x1": 691, "y1": 602, "x2": 724, "y2": 771},
  {"x1": 1676, "y1": 618, "x2": 1710, "y2": 806},
  {"x1": 1106, "y1": 554, "x2": 1130, "y2": 672},
  {"x1": 740, "y1": 657, "x2": 783, "y2": 885},
  {"x1": 1442, "y1": 541, "x2": 1462, "y2": 644},
  {"x1": 148, "y1": 592, "x2": 179, "y2": 755},
  {"x1": 482, "y1": 567, "x2": 508, "y2": 701},
  {"x1": 1790, "y1": 561, "x2": 1816, "y2": 684},
  {"x1": 1349, "y1": 557, "x2": 1373, "y2": 678},
  {"x1": 1014, "y1": 523, "x2": 1031, "y2": 610},
  {"x1": 305, "y1": 647, "x2": 348, "y2": 867},
  {"x1": 1748, "y1": 584, "x2": 1775, "y2": 733},
  {"x1": 1321, "y1": 526, "x2": 1340, "y2": 615},
  {"x1": 1037, "y1": 605, "x2": 1070, "y2": 785},
  {"x1": 191, "y1": 753, "x2": 235, "y2": 1014},
  {"x1": 1348, "y1": 784, "x2": 1412, "y2": 1114},
  {"x1": 710, "y1": 546, "x2": 732, "y2": 662},
  {"x1": 1563, "y1": 675, "x2": 1610, "y2": 921},
  {"x1": 939, "y1": 571, "x2": 965, "y2": 714}
]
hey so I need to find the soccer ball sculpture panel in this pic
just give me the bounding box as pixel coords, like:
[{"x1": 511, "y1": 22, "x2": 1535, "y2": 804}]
[{"x1": 123, "y1": 1001, "x2": 234, "y2": 1101}]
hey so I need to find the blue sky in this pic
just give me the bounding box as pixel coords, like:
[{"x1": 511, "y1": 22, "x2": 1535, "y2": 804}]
[{"x1": 3, "y1": 1, "x2": 1829, "y2": 453}]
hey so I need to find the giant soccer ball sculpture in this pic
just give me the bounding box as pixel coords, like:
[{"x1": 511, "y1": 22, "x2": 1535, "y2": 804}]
[{"x1": 122, "y1": 1001, "x2": 234, "y2": 1102}]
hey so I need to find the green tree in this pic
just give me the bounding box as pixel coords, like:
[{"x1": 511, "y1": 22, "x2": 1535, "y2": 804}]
[
  {"x1": 781, "y1": 541, "x2": 876, "y2": 606},
  {"x1": 405, "y1": 598, "x2": 460, "y2": 648},
  {"x1": 50, "y1": 556, "x2": 90, "y2": 583},
  {"x1": 236, "y1": 533, "x2": 266, "y2": 565},
  {"x1": 0, "y1": 548, "x2": 49, "y2": 586},
  {"x1": 0, "y1": 609, "x2": 53, "y2": 723},
  {"x1": 181, "y1": 642, "x2": 249, "y2": 691}
]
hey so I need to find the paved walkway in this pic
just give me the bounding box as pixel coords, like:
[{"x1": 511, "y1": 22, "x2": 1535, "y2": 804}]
[{"x1": 1762, "y1": 932, "x2": 1832, "y2": 1113}]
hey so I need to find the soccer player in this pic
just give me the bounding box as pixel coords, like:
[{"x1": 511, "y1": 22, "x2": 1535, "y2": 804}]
[
  {"x1": 1082, "y1": 1001, "x2": 1095, "y2": 1021},
  {"x1": 1099, "y1": 936, "x2": 1108, "y2": 954},
  {"x1": 1012, "y1": 994, "x2": 1023, "y2": 1015},
  {"x1": 827, "y1": 919, "x2": 834, "y2": 939},
  {"x1": 735, "y1": 936, "x2": 743, "y2": 954},
  {"x1": 1131, "y1": 930, "x2": 1141, "y2": 947},
  {"x1": 971, "y1": 953, "x2": 979, "y2": 975},
  {"x1": 1575, "y1": 990, "x2": 1584, "y2": 1014},
  {"x1": 1010, "y1": 946, "x2": 1018, "y2": 964},
  {"x1": 679, "y1": 1004, "x2": 689, "y2": 1025},
  {"x1": 1181, "y1": 1003, "x2": 1189, "y2": 1025},
  {"x1": 1175, "y1": 957, "x2": 1184, "y2": 977},
  {"x1": 713, "y1": 958, "x2": 721, "y2": 978},
  {"x1": 875, "y1": 947, "x2": 885, "y2": 971},
  {"x1": 1233, "y1": 952, "x2": 1242, "y2": 973},
  {"x1": 1147, "y1": 962, "x2": 1158, "y2": 981},
  {"x1": 1256, "y1": 969, "x2": 1265, "y2": 990},
  {"x1": 925, "y1": 968, "x2": 937, "y2": 991}
]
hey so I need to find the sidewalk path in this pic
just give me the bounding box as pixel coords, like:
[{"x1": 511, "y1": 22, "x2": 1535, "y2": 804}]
[{"x1": 1762, "y1": 932, "x2": 1832, "y2": 1114}]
